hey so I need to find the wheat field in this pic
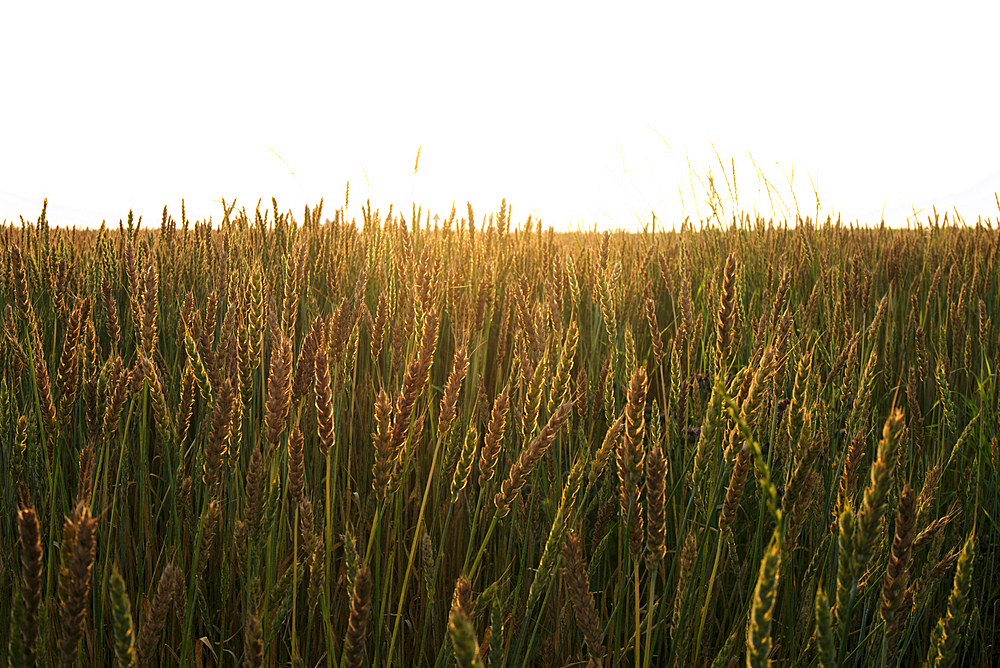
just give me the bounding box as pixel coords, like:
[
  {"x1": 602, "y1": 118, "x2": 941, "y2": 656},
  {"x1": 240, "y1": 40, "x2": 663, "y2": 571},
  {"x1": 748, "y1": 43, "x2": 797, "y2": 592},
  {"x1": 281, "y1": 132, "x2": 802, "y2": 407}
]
[{"x1": 1, "y1": 196, "x2": 997, "y2": 667}]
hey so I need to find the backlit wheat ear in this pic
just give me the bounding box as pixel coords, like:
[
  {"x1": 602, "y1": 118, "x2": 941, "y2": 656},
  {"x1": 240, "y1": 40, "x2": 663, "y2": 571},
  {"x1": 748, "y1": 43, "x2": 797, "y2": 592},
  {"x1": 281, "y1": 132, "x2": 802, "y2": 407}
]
[
  {"x1": 203, "y1": 377, "x2": 234, "y2": 488},
  {"x1": 590, "y1": 413, "x2": 624, "y2": 484},
  {"x1": 124, "y1": 238, "x2": 140, "y2": 337},
  {"x1": 833, "y1": 433, "x2": 866, "y2": 531},
  {"x1": 854, "y1": 409, "x2": 905, "y2": 569},
  {"x1": 645, "y1": 296, "x2": 664, "y2": 366},
  {"x1": 618, "y1": 366, "x2": 647, "y2": 557},
  {"x1": 282, "y1": 250, "x2": 301, "y2": 336},
  {"x1": 388, "y1": 305, "x2": 440, "y2": 455},
  {"x1": 3, "y1": 305, "x2": 25, "y2": 374},
  {"x1": 448, "y1": 576, "x2": 484, "y2": 668},
  {"x1": 548, "y1": 320, "x2": 579, "y2": 414},
  {"x1": 719, "y1": 445, "x2": 752, "y2": 534},
  {"x1": 343, "y1": 565, "x2": 372, "y2": 668},
  {"x1": 913, "y1": 513, "x2": 954, "y2": 552},
  {"x1": 597, "y1": 265, "x2": 618, "y2": 355},
  {"x1": 881, "y1": 482, "x2": 916, "y2": 630},
  {"x1": 574, "y1": 364, "x2": 589, "y2": 417},
  {"x1": 31, "y1": 324, "x2": 58, "y2": 440},
  {"x1": 140, "y1": 260, "x2": 158, "y2": 355},
  {"x1": 438, "y1": 345, "x2": 470, "y2": 439},
  {"x1": 716, "y1": 251, "x2": 738, "y2": 368},
  {"x1": 9, "y1": 244, "x2": 32, "y2": 319},
  {"x1": 76, "y1": 439, "x2": 96, "y2": 507},
  {"x1": 136, "y1": 563, "x2": 181, "y2": 667},
  {"x1": 692, "y1": 377, "x2": 724, "y2": 502},
  {"x1": 140, "y1": 355, "x2": 174, "y2": 444},
  {"x1": 59, "y1": 501, "x2": 97, "y2": 666},
  {"x1": 783, "y1": 410, "x2": 820, "y2": 509},
  {"x1": 314, "y1": 346, "x2": 336, "y2": 455},
  {"x1": 451, "y1": 424, "x2": 478, "y2": 501},
  {"x1": 371, "y1": 290, "x2": 388, "y2": 362},
  {"x1": 17, "y1": 506, "x2": 43, "y2": 668},
  {"x1": 184, "y1": 328, "x2": 213, "y2": 404},
  {"x1": 526, "y1": 454, "x2": 586, "y2": 611},
  {"x1": 602, "y1": 354, "x2": 616, "y2": 424},
  {"x1": 264, "y1": 334, "x2": 293, "y2": 446},
  {"x1": 917, "y1": 464, "x2": 942, "y2": 527},
  {"x1": 55, "y1": 296, "x2": 86, "y2": 425},
  {"x1": 478, "y1": 381, "x2": 510, "y2": 487},
  {"x1": 671, "y1": 529, "x2": 698, "y2": 661},
  {"x1": 372, "y1": 388, "x2": 395, "y2": 498},
  {"x1": 452, "y1": 575, "x2": 474, "y2": 624},
  {"x1": 645, "y1": 443, "x2": 667, "y2": 563},
  {"x1": 562, "y1": 531, "x2": 605, "y2": 662},
  {"x1": 244, "y1": 444, "x2": 265, "y2": 546},
  {"x1": 786, "y1": 346, "x2": 815, "y2": 436},
  {"x1": 521, "y1": 358, "x2": 547, "y2": 446},
  {"x1": 291, "y1": 317, "x2": 323, "y2": 400},
  {"x1": 723, "y1": 347, "x2": 774, "y2": 465},
  {"x1": 746, "y1": 528, "x2": 782, "y2": 668},
  {"x1": 287, "y1": 423, "x2": 305, "y2": 502},
  {"x1": 494, "y1": 401, "x2": 573, "y2": 518},
  {"x1": 103, "y1": 356, "x2": 129, "y2": 442}
]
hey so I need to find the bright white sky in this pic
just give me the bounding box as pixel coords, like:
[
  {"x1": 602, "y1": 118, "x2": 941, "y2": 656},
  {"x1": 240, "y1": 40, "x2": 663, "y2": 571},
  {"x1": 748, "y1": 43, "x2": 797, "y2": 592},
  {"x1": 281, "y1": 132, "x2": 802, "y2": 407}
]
[{"x1": 2, "y1": 1, "x2": 998, "y2": 231}]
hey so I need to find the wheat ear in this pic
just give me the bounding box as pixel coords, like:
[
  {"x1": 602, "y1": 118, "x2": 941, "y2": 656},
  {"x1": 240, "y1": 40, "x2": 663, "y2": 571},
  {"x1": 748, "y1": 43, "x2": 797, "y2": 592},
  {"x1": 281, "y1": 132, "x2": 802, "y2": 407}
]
[
  {"x1": 109, "y1": 565, "x2": 137, "y2": 668},
  {"x1": 17, "y1": 507, "x2": 43, "y2": 668},
  {"x1": 747, "y1": 528, "x2": 782, "y2": 668},
  {"x1": 343, "y1": 565, "x2": 372, "y2": 668},
  {"x1": 923, "y1": 532, "x2": 975, "y2": 668},
  {"x1": 448, "y1": 576, "x2": 484, "y2": 668}
]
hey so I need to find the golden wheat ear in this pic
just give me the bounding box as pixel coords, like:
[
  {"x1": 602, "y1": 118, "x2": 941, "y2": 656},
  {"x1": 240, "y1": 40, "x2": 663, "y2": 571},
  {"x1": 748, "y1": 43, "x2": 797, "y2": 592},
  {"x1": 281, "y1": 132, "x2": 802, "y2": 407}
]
[
  {"x1": 448, "y1": 576, "x2": 484, "y2": 668},
  {"x1": 264, "y1": 334, "x2": 293, "y2": 448},
  {"x1": 438, "y1": 345, "x2": 470, "y2": 440},
  {"x1": 287, "y1": 423, "x2": 305, "y2": 502},
  {"x1": 746, "y1": 528, "x2": 782, "y2": 668},
  {"x1": 17, "y1": 506, "x2": 44, "y2": 668},
  {"x1": 59, "y1": 501, "x2": 97, "y2": 666},
  {"x1": 314, "y1": 346, "x2": 336, "y2": 455},
  {"x1": 494, "y1": 401, "x2": 572, "y2": 518},
  {"x1": 562, "y1": 531, "x2": 606, "y2": 663},
  {"x1": 644, "y1": 443, "x2": 667, "y2": 564},
  {"x1": 478, "y1": 380, "x2": 510, "y2": 487},
  {"x1": 881, "y1": 482, "x2": 916, "y2": 632},
  {"x1": 618, "y1": 366, "x2": 648, "y2": 558},
  {"x1": 716, "y1": 251, "x2": 739, "y2": 367},
  {"x1": 136, "y1": 563, "x2": 181, "y2": 667},
  {"x1": 342, "y1": 564, "x2": 372, "y2": 668}
]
